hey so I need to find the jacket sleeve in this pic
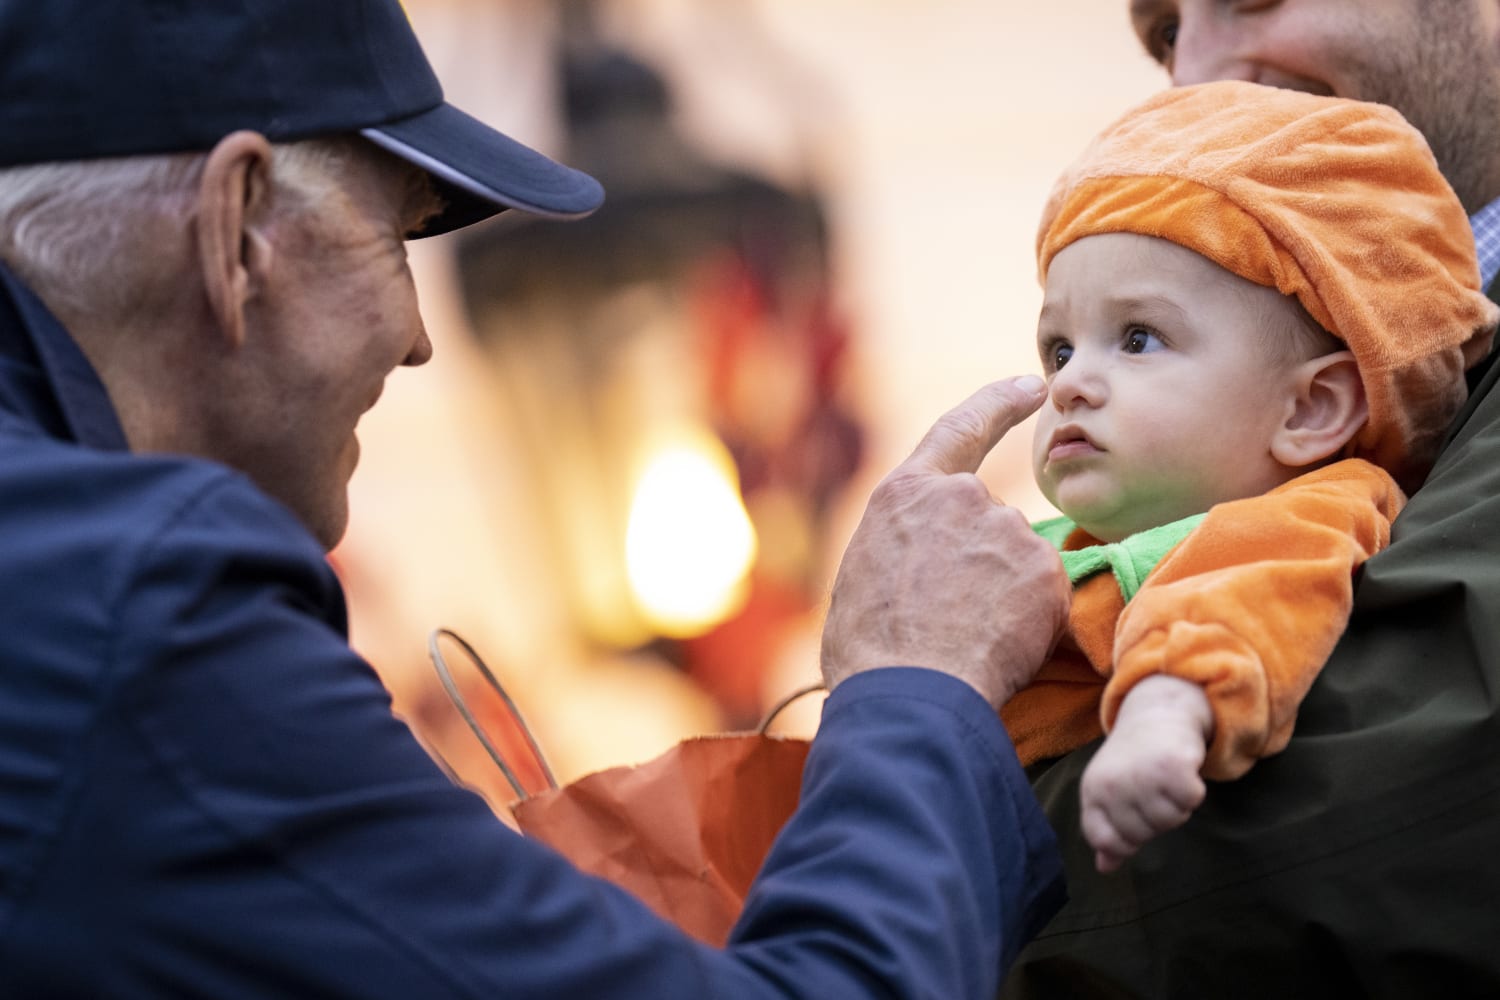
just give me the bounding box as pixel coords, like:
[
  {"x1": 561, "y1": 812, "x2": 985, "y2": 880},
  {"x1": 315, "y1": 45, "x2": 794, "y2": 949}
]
[
  {"x1": 78, "y1": 472, "x2": 1063, "y2": 999},
  {"x1": 1098, "y1": 460, "x2": 1404, "y2": 779}
]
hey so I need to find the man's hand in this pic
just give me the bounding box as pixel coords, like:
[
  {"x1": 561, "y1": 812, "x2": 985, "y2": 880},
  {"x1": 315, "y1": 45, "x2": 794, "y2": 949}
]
[
  {"x1": 1079, "y1": 674, "x2": 1213, "y2": 873},
  {"x1": 820, "y1": 377, "x2": 1071, "y2": 711}
]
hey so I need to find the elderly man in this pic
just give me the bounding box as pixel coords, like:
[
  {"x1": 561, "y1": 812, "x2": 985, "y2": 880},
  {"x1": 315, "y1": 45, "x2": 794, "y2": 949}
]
[
  {"x1": 0, "y1": 2, "x2": 1071, "y2": 997},
  {"x1": 1003, "y1": 3, "x2": 1500, "y2": 996}
]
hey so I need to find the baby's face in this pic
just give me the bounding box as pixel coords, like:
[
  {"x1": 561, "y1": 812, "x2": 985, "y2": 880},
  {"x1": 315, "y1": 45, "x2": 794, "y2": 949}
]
[{"x1": 1032, "y1": 232, "x2": 1311, "y2": 542}]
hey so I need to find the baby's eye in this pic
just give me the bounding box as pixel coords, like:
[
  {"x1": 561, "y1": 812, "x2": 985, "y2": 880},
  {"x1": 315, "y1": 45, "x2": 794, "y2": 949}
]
[
  {"x1": 1123, "y1": 327, "x2": 1164, "y2": 354},
  {"x1": 1050, "y1": 342, "x2": 1074, "y2": 371}
]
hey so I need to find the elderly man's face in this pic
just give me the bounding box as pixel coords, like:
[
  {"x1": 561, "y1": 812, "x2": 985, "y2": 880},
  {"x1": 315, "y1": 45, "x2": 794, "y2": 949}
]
[
  {"x1": 1128, "y1": 0, "x2": 1500, "y2": 213},
  {"x1": 230, "y1": 146, "x2": 438, "y2": 550}
]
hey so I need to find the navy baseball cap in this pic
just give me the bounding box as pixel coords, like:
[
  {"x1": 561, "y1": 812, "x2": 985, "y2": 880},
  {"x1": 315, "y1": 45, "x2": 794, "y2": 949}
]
[{"x1": 0, "y1": 0, "x2": 604, "y2": 236}]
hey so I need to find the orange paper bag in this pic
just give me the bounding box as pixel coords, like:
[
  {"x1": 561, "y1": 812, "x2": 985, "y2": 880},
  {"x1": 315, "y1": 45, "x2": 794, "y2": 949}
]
[
  {"x1": 511, "y1": 733, "x2": 810, "y2": 946},
  {"x1": 424, "y1": 628, "x2": 815, "y2": 947}
]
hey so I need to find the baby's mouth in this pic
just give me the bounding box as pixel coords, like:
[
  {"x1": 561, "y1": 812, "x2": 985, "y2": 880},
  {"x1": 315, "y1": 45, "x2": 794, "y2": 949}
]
[{"x1": 1047, "y1": 426, "x2": 1101, "y2": 461}]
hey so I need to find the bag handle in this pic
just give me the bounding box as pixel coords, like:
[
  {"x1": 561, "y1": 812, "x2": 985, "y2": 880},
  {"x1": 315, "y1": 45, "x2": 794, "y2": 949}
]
[
  {"x1": 757, "y1": 681, "x2": 827, "y2": 735},
  {"x1": 426, "y1": 627, "x2": 559, "y2": 800}
]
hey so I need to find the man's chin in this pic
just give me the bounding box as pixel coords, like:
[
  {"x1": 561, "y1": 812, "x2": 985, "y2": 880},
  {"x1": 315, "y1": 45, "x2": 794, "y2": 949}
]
[
  {"x1": 292, "y1": 484, "x2": 351, "y2": 554},
  {"x1": 310, "y1": 520, "x2": 349, "y2": 554}
]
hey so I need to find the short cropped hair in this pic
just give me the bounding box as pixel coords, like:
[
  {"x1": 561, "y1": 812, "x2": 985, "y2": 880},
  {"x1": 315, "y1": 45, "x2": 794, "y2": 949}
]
[{"x1": 0, "y1": 137, "x2": 355, "y2": 328}]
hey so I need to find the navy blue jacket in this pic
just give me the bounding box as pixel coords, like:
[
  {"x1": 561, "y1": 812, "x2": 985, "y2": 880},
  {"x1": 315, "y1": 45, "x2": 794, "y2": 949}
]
[{"x1": 0, "y1": 263, "x2": 1063, "y2": 998}]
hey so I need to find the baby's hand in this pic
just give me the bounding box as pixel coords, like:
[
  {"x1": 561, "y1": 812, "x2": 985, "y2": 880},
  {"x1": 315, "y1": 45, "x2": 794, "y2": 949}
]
[{"x1": 1079, "y1": 675, "x2": 1212, "y2": 873}]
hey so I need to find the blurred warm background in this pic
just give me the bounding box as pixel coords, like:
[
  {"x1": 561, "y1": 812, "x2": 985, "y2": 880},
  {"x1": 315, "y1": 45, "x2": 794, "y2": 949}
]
[{"x1": 333, "y1": 0, "x2": 1164, "y2": 813}]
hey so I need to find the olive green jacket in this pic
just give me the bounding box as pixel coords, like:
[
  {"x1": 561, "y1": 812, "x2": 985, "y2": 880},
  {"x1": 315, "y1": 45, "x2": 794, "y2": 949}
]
[{"x1": 1002, "y1": 279, "x2": 1500, "y2": 999}]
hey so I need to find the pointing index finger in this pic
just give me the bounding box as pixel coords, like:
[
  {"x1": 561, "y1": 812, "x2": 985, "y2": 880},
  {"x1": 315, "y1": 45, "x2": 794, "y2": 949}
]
[{"x1": 902, "y1": 376, "x2": 1047, "y2": 477}]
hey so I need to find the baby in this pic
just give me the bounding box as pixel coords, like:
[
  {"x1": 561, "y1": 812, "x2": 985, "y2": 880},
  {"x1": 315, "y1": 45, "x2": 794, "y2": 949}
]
[{"x1": 1001, "y1": 80, "x2": 1499, "y2": 872}]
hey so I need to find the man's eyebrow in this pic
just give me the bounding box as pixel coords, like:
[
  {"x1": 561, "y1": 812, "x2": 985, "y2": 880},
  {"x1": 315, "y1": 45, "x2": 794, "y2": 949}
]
[{"x1": 1129, "y1": 0, "x2": 1166, "y2": 20}]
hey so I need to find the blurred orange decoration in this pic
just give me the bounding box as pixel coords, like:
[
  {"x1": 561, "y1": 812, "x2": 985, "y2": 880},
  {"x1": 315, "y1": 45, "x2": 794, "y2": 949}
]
[
  {"x1": 439, "y1": 0, "x2": 863, "y2": 741},
  {"x1": 679, "y1": 252, "x2": 860, "y2": 723}
]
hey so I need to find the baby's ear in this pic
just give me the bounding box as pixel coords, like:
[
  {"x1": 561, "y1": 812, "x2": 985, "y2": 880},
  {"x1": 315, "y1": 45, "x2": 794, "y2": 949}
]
[{"x1": 1270, "y1": 350, "x2": 1368, "y2": 468}]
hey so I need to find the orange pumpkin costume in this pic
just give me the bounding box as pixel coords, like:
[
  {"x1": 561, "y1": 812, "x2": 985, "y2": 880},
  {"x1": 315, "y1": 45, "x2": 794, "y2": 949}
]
[
  {"x1": 1001, "y1": 82, "x2": 1499, "y2": 779},
  {"x1": 1004, "y1": 459, "x2": 1401, "y2": 779}
]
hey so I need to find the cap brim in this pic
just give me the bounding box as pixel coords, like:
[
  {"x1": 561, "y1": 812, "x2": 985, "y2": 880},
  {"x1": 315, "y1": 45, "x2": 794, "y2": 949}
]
[{"x1": 362, "y1": 102, "x2": 604, "y2": 237}]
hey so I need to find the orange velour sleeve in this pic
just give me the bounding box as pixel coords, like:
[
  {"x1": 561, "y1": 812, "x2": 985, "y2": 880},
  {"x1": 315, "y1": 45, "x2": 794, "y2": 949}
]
[{"x1": 1098, "y1": 459, "x2": 1404, "y2": 781}]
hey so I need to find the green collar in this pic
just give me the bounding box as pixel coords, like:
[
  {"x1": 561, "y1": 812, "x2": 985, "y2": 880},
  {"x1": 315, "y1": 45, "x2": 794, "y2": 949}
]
[{"x1": 1033, "y1": 512, "x2": 1207, "y2": 602}]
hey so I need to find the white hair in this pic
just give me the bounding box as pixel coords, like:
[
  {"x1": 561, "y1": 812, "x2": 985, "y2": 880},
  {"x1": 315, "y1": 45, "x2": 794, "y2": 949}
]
[{"x1": 0, "y1": 138, "x2": 352, "y2": 327}]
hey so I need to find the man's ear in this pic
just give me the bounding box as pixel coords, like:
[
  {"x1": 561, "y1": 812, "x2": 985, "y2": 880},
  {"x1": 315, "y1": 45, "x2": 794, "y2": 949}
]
[
  {"x1": 195, "y1": 131, "x2": 275, "y2": 350},
  {"x1": 1270, "y1": 350, "x2": 1369, "y2": 468}
]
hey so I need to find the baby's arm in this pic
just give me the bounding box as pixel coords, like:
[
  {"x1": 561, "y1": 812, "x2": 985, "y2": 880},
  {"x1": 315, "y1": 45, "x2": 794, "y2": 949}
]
[
  {"x1": 1103, "y1": 463, "x2": 1401, "y2": 781},
  {"x1": 1079, "y1": 674, "x2": 1212, "y2": 873}
]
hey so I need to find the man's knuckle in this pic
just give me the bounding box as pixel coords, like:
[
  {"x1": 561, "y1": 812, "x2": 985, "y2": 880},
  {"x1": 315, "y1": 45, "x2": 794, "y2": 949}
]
[
  {"x1": 871, "y1": 470, "x2": 923, "y2": 506},
  {"x1": 934, "y1": 408, "x2": 989, "y2": 446}
]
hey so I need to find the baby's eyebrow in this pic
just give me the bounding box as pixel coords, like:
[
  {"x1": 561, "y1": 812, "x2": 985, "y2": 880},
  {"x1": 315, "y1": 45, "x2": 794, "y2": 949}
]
[
  {"x1": 1037, "y1": 293, "x2": 1188, "y2": 328},
  {"x1": 1107, "y1": 293, "x2": 1190, "y2": 322}
]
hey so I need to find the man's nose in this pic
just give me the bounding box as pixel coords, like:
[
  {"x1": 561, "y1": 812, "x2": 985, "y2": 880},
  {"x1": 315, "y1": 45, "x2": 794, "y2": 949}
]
[
  {"x1": 1170, "y1": 18, "x2": 1255, "y2": 87},
  {"x1": 403, "y1": 324, "x2": 434, "y2": 367}
]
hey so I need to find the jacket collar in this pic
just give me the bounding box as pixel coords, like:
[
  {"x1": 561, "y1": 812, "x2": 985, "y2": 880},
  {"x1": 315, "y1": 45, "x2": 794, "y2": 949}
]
[{"x1": 0, "y1": 260, "x2": 128, "y2": 451}]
